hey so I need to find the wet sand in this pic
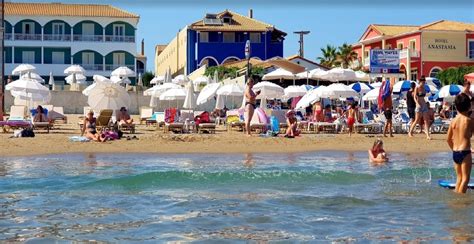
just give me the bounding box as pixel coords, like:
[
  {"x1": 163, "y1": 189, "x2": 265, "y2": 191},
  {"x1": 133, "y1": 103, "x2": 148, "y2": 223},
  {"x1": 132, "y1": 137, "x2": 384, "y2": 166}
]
[{"x1": 0, "y1": 114, "x2": 450, "y2": 157}]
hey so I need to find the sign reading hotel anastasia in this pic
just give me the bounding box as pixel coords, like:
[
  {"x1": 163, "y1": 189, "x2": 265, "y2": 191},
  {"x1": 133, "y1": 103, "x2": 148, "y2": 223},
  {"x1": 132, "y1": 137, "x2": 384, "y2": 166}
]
[{"x1": 369, "y1": 49, "x2": 400, "y2": 74}]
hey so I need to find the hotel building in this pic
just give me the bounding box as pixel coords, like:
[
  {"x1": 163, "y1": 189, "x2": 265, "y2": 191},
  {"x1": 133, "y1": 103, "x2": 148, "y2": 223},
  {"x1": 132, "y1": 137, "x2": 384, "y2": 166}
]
[
  {"x1": 4, "y1": 2, "x2": 146, "y2": 83},
  {"x1": 155, "y1": 9, "x2": 286, "y2": 76},
  {"x1": 352, "y1": 20, "x2": 474, "y2": 80}
]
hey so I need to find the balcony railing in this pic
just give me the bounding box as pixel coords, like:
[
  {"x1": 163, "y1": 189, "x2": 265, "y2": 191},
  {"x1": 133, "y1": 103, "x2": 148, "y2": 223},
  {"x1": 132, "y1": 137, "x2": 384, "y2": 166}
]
[
  {"x1": 104, "y1": 35, "x2": 135, "y2": 43},
  {"x1": 399, "y1": 49, "x2": 420, "y2": 59},
  {"x1": 105, "y1": 64, "x2": 135, "y2": 71},
  {"x1": 73, "y1": 35, "x2": 103, "y2": 42},
  {"x1": 43, "y1": 34, "x2": 72, "y2": 41},
  {"x1": 4, "y1": 33, "x2": 12, "y2": 40},
  {"x1": 81, "y1": 64, "x2": 104, "y2": 71},
  {"x1": 14, "y1": 33, "x2": 42, "y2": 41}
]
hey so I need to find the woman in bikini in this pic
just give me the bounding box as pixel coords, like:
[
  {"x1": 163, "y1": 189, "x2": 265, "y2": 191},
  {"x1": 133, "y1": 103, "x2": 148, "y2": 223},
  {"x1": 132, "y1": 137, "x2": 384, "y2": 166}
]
[
  {"x1": 284, "y1": 110, "x2": 300, "y2": 138},
  {"x1": 368, "y1": 138, "x2": 389, "y2": 163},
  {"x1": 244, "y1": 78, "x2": 260, "y2": 136},
  {"x1": 81, "y1": 111, "x2": 105, "y2": 142},
  {"x1": 408, "y1": 76, "x2": 431, "y2": 140},
  {"x1": 313, "y1": 101, "x2": 323, "y2": 122}
]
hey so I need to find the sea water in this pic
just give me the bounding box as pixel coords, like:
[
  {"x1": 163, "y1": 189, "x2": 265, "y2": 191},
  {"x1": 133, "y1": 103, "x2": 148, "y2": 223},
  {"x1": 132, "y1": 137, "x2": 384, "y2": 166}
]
[{"x1": 1, "y1": 152, "x2": 473, "y2": 242}]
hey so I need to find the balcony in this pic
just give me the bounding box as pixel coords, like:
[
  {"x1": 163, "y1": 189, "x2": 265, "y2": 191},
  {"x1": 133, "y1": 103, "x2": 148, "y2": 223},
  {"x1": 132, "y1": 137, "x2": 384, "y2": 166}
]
[
  {"x1": 14, "y1": 33, "x2": 42, "y2": 41},
  {"x1": 4, "y1": 33, "x2": 12, "y2": 40},
  {"x1": 104, "y1": 35, "x2": 135, "y2": 43},
  {"x1": 43, "y1": 34, "x2": 72, "y2": 41},
  {"x1": 81, "y1": 64, "x2": 104, "y2": 71},
  {"x1": 73, "y1": 35, "x2": 103, "y2": 42},
  {"x1": 399, "y1": 49, "x2": 420, "y2": 59},
  {"x1": 105, "y1": 64, "x2": 135, "y2": 71}
]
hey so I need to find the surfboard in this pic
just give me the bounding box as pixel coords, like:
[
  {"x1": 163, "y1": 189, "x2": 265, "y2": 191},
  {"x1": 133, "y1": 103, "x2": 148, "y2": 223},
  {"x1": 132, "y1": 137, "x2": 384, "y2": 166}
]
[{"x1": 438, "y1": 180, "x2": 474, "y2": 189}]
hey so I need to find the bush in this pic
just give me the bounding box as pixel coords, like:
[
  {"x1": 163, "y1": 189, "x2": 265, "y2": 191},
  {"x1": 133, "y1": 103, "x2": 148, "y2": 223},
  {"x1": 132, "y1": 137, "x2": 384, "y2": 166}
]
[
  {"x1": 437, "y1": 65, "x2": 474, "y2": 86},
  {"x1": 141, "y1": 71, "x2": 155, "y2": 87}
]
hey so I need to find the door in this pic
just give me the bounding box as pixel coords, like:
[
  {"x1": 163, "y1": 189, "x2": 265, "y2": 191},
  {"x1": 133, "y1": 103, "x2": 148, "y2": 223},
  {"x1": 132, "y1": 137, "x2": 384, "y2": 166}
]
[
  {"x1": 52, "y1": 52, "x2": 64, "y2": 64},
  {"x1": 113, "y1": 52, "x2": 125, "y2": 69},
  {"x1": 53, "y1": 23, "x2": 64, "y2": 35},
  {"x1": 82, "y1": 23, "x2": 94, "y2": 36},
  {"x1": 22, "y1": 51, "x2": 35, "y2": 63},
  {"x1": 82, "y1": 52, "x2": 95, "y2": 70},
  {"x1": 23, "y1": 22, "x2": 34, "y2": 34},
  {"x1": 113, "y1": 24, "x2": 125, "y2": 41}
]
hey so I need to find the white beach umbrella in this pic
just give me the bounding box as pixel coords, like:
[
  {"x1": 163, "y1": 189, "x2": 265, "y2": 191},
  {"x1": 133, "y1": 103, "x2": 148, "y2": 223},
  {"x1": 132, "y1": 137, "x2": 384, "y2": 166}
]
[
  {"x1": 6, "y1": 78, "x2": 50, "y2": 95},
  {"x1": 87, "y1": 81, "x2": 131, "y2": 111},
  {"x1": 111, "y1": 66, "x2": 135, "y2": 77},
  {"x1": 362, "y1": 87, "x2": 381, "y2": 101},
  {"x1": 21, "y1": 72, "x2": 44, "y2": 83},
  {"x1": 196, "y1": 83, "x2": 221, "y2": 105},
  {"x1": 371, "y1": 82, "x2": 383, "y2": 88},
  {"x1": 48, "y1": 72, "x2": 54, "y2": 86},
  {"x1": 159, "y1": 87, "x2": 186, "y2": 101},
  {"x1": 215, "y1": 95, "x2": 226, "y2": 110},
  {"x1": 320, "y1": 83, "x2": 358, "y2": 99},
  {"x1": 355, "y1": 71, "x2": 370, "y2": 82},
  {"x1": 262, "y1": 68, "x2": 296, "y2": 81},
  {"x1": 349, "y1": 82, "x2": 373, "y2": 94},
  {"x1": 82, "y1": 83, "x2": 97, "y2": 96},
  {"x1": 217, "y1": 83, "x2": 244, "y2": 96},
  {"x1": 12, "y1": 64, "x2": 36, "y2": 75},
  {"x1": 93, "y1": 75, "x2": 109, "y2": 83},
  {"x1": 172, "y1": 74, "x2": 187, "y2": 85},
  {"x1": 64, "y1": 65, "x2": 85, "y2": 75},
  {"x1": 110, "y1": 75, "x2": 131, "y2": 84},
  {"x1": 148, "y1": 83, "x2": 181, "y2": 97},
  {"x1": 65, "y1": 73, "x2": 87, "y2": 84},
  {"x1": 438, "y1": 84, "x2": 463, "y2": 98},
  {"x1": 297, "y1": 68, "x2": 328, "y2": 82},
  {"x1": 253, "y1": 81, "x2": 284, "y2": 99},
  {"x1": 284, "y1": 85, "x2": 307, "y2": 99},
  {"x1": 193, "y1": 76, "x2": 210, "y2": 85},
  {"x1": 150, "y1": 75, "x2": 165, "y2": 85},
  {"x1": 322, "y1": 67, "x2": 357, "y2": 82},
  {"x1": 183, "y1": 80, "x2": 196, "y2": 109},
  {"x1": 12, "y1": 89, "x2": 51, "y2": 104},
  {"x1": 295, "y1": 86, "x2": 325, "y2": 109}
]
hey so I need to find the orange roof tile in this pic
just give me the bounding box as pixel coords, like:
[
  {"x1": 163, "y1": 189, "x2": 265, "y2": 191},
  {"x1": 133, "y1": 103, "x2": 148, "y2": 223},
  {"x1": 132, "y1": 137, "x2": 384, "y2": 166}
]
[
  {"x1": 419, "y1": 20, "x2": 474, "y2": 32},
  {"x1": 5, "y1": 2, "x2": 138, "y2": 18},
  {"x1": 371, "y1": 24, "x2": 419, "y2": 36}
]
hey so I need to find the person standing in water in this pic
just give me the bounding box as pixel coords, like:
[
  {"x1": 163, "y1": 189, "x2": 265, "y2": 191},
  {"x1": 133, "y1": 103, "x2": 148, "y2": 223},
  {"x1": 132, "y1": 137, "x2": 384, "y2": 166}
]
[
  {"x1": 447, "y1": 93, "x2": 473, "y2": 193},
  {"x1": 244, "y1": 78, "x2": 260, "y2": 136},
  {"x1": 408, "y1": 76, "x2": 431, "y2": 140}
]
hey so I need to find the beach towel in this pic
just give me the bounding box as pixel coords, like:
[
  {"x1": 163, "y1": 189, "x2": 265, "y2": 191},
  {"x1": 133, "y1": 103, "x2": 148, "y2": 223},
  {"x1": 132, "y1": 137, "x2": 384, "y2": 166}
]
[
  {"x1": 255, "y1": 108, "x2": 269, "y2": 124},
  {"x1": 195, "y1": 111, "x2": 211, "y2": 126},
  {"x1": 165, "y1": 108, "x2": 178, "y2": 123},
  {"x1": 270, "y1": 116, "x2": 279, "y2": 133},
  {"x1": 69, "y1": 136, "x2": 90, "y2": 142}
]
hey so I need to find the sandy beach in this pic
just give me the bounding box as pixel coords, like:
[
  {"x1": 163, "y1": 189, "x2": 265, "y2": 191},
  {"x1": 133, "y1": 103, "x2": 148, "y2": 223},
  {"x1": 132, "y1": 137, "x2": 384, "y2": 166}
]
[{"x1": 0, "y1": 114, "x2": 450, "y2": 157}]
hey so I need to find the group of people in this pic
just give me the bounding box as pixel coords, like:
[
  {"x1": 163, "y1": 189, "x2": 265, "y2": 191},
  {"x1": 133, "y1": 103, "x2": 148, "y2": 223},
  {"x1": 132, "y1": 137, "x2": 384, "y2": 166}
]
[{"x1": 81, "y1": 107, "x2": 133, "y2": 142}]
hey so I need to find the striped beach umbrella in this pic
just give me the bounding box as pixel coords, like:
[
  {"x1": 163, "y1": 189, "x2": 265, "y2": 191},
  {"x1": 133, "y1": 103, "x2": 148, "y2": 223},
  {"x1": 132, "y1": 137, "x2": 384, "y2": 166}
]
[
  {"x1": 393, "y1": 80, "x2": 413, "y2": 94},
  {"x1": 438, "y1": 84, "x2": 463, "y2": 98},
  {"x1": 349, "y1": 82, "x2": 373, "y2": 93}
]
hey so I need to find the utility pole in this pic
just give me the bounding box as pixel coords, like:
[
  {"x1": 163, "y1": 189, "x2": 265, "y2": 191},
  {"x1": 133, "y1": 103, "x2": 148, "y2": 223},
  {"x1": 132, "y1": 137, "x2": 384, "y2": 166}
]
[
  {"x1": 293, "y1": 31, "x2": 310, "y2": 57},
  {"x1": 0, "y1": 0, "x2": 4, "y2": 119}
]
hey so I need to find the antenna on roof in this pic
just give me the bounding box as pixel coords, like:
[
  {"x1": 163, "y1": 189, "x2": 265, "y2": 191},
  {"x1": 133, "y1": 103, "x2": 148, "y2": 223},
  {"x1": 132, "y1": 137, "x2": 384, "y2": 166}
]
[{"x1": 293, "y1": 31, "x2": 310, "y2": 57}]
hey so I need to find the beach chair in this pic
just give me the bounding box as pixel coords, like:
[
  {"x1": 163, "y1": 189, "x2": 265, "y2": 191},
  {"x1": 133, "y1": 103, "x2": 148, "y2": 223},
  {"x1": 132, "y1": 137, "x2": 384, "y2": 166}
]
[
  {"x1": 180, "y1": 110, "x2": 197, "y2": 133},
  {"x1": 0, "y1": 105, "x2": 31, "y2": 132},
  {"x1": 226, "y1": 110, "x2": 245, "y2": 132},
  {"x1": 140, "y1": 107, "x2": 154, "y2": 125},
  {"x1": 153, "y1": 112, "x2": 165, "y2": 129},
  {"x1": 48, "y1": 106, "x2": 67, "y2": 124},
  {"x1": 354, "y1": 110, "x2": 383, "y2": 134},
  {"x1": 7, "y1": 105, "x2": 27, "y2": 121},
  {"x1": 249, "y1": 108, "x2": 269, "y2": 133},
  {"x1": 195, "y1": 111, "x2": 216, "y2": 134},
  {"x1": 115, "y1": 109, "x2": 136, "y2": 134},
  {"x1": 164, "y1": 108, "x2": 184, "y2": 133},
  {"x1": 96, "y1": 109, "x2": 113, "y2": 130}
]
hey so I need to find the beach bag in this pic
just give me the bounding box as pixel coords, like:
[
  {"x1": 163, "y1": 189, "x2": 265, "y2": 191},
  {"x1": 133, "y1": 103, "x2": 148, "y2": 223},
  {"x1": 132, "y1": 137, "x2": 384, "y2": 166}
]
[
  {"x1": 270, "y1": 116, "x2": 279, "y2": 133},
  {"x1": 20, "y1": 128, "x2": 35, "y2": 137}
]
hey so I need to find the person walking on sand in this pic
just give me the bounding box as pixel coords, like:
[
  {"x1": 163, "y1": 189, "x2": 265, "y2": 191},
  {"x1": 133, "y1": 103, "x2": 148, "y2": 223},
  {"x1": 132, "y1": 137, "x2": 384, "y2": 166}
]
[
  {"x1": 407, "y1": 82, "x2": 417, "y2": 125},
  {"x1": 244, "y1": 78, "x2": 260, "y2": 136},
  {"x1": 380, "y1": 78, "x2": 394, "y2": 137},
  {"x1": 345, "y1": 103, "x2": 357, "y2": 137},
  {"x1": 446, "y1": 93, "x2": 473, "y2": 193},
  {"x1": 408, "y1": 76, "x2": 431, "y2": 140}
]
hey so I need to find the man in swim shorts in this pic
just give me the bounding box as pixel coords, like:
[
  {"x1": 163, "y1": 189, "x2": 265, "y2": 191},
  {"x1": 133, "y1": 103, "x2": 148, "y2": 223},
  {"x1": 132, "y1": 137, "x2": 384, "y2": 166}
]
[{"x1": 447, "y1": 93, "x2": 473, "y2": 193}]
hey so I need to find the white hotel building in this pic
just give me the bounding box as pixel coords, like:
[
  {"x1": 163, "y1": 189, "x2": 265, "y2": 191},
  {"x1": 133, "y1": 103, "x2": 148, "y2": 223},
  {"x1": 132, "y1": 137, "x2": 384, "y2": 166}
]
[{"x1": 4, "y1": 2, "x2": 146, "y2": 83}]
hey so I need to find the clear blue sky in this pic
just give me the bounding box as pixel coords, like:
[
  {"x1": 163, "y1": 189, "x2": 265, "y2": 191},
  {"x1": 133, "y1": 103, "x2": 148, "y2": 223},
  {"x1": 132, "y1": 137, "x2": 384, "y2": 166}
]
[{"x1": 15, "y1": 0, "x2": 474, "y2": 72}]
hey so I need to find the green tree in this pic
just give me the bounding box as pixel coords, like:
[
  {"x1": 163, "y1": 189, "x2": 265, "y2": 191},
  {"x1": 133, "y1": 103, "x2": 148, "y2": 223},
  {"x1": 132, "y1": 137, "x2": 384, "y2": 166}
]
[
  {"x1": 337, "y1": 43, "x2": 357, "y2": 69},
  {"x1": 437, "y1": 66, "x2": 474, "y2": 85},
  {"x1": 141, "y1": 71, "x2": 154, "y2": 87},
  {"x1": 317, "y1": 45, "x2": 338, "y2": 68}
]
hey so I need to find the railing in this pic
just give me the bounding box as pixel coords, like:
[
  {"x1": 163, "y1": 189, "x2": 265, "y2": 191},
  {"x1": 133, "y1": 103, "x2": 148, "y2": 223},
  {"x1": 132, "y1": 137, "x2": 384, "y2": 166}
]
[
  {"x1": 399, "y1": 49, "x2": 420, "y2": 59},
  {"x1": 43, "y1": 34, "x2": 72, "y2": 41},
  {"x1": 14, "y1": 33, "x2": 42, "y2": 41},
  {"x1": 105, "y1": 64, "x2": 135, "y2": 71},
  {"x1": 104, "y1": 35, "x2": 135, "y2": 43},
  {"x1": 73, "y1": 35, "x2": 103, "y2": 42},
  {"x1": 4, "y1": 33, "x2": 12, "y2": 40},
  {"x1": 81, "y1": 64, "x2": 104, "y2": 71}
]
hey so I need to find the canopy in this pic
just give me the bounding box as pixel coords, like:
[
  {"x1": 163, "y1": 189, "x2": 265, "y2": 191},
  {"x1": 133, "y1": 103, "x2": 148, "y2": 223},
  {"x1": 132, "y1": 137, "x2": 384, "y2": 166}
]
[
  {"x1": 196, "y1": 83, "x2": 221, "y2": 105},
  {"x1": 349, "y1": 82, "x2": 373, "y2": 94},
  {"x1": 297, "y1": 68, "x2": 328, "y2": 80},
  {"x1": 319, "y1": 83, "x2": 358, "y2": 99},
  {"x1": 253, "y1": 81, "x2": 284, "y2": 100},
  {"x1": 93, "y1": 75, "x2": 110, "y2": 83},
  {"x1": 12, "y1": 64, "x2": 36, "y2": 75},
  {"x1": 193, "y1": 76, "x2": 210, "y2": 85},
  {"x1": 87, "y1": 81, "x2": 131, "y2": 111},
  {"x1": 111, "y1": 66, "x2": 135, "y2": 77},
  {"x1": 6, "y1": 78, "x2": 50, "y2": 95},
  {"x1": 159, "y1": 88, "x2": 186, "y2": 101},
  {"x1": 64, "y1": 65, "x2": 85, "y2": 75},
  {"x1": 362, "y1": 87, "x2": 381, "y2": 101},
  {"x1": 110, "y1": 75, "x2": 131, "y2": 84}
]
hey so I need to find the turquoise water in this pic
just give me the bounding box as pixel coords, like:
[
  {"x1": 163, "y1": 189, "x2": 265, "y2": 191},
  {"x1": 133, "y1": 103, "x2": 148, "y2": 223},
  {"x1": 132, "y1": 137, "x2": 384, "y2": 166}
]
[{"x1": 1, "y1": 152, "x2": 474, "y2": 242}]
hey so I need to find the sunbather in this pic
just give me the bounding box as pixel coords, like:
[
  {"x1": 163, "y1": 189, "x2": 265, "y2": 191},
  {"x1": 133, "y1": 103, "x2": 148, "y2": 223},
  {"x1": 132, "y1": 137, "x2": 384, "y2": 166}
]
[
  {"x1": 284, "y1": 110, "x2": 300, "y2": 138},
  {"x1": 81, "y1": 111, "x2": 105, "y2": 142},
  {"x1": 118, "y1": 107, "x2": 134, "y2": 128},
  {"x1": 33, "y1": 105, "x2": 48, "y2": 122}
]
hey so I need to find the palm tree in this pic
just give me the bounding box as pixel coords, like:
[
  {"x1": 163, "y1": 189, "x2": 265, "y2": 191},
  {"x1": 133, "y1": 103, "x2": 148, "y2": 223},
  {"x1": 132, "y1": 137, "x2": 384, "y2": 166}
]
[
  {"x1": 337, "y1": 43, "x2": 358, "y2": 69},
  {"x1": 317, "y1": 45, "x2": 338, "y2": 68}
]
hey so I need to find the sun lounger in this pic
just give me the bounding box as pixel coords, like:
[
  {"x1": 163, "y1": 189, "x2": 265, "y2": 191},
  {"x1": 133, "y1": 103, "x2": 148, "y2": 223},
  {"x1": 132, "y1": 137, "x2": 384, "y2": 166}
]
[
  {"x1": 180, "y1": 110, "x2": 197, "y2": 133},
  {"x1": 194, "y1": 111, "x2": 216, "y2": 134},
  {"x1": 140, "y1": 107, "x2": 154, "y2": 125},
  {"x1": 153, "y1": 112, "x2": 165, "y2": 129},
  {"x1": 49, "y1": 106, "x2": 67, "y2": 124},
  {"x1": 79, "y1": 109, "x2": 113, "y2": 130},
  {"x1": 250, "y1": 108, "x2": 268, "y2": 133},
  {"x1": 164, "y1": 108, "x2": 184, "y2": 133},
  {"x1": 114, "y1": 109, "x2": 136, "y2": 134},
  {"x1": 226, "y1": 110, "x2": 244, "y2": 131},
  {"x1": 7, "y1": 105, "x2": 27, "y2": 121},
  {"x1": 0, "y1": 120, "x2": 32, "y2": 133},
  {"x1": 32, "y1": 121, "x2": 53, "y2": 133},
  {"x1": 314, "y1": 122, "x2": 337, "y2": 133}
]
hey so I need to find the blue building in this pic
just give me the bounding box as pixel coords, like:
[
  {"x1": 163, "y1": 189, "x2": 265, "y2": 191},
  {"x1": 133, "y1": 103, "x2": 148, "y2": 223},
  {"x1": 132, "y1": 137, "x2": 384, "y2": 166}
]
[{"x1": 155, "y1": 9, "x2": 286, "y2": 76}]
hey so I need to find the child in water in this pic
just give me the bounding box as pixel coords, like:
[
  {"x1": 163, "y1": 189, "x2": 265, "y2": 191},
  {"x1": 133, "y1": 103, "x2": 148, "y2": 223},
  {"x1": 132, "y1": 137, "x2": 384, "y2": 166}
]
[
  {"x1": 368, "y1": 138, "x2": 388, "y2": 163},
  {"x1": 447, "y1": 93, "x2": 473, "y2": 194}
]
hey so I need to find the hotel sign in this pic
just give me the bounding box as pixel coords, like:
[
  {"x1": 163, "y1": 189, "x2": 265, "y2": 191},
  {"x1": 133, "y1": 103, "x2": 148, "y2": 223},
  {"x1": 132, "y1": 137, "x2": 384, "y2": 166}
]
[
  {"x1": 369, "y1": 49, "x2": 400, "y2": 73},
  {"x1": 422, "y1": 32, "x2": 466, "y2": 62}
]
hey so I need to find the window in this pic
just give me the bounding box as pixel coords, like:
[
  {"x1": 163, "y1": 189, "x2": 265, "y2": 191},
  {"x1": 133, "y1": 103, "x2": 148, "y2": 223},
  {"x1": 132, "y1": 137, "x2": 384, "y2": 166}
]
[
  {"x1": 223, "y1": 17, "x2": 231, "y2": 24},
  {"x1": 82, "y1": 23, "x2": 94, "y2": 36},
  {"x1": 200, "y1": 32, "x2": 209, "y2": 43},
  {"x1": 113, "y1": 24, "x2": 125, "y2": 37},
  {"x1": 386, "y1": 44, "x2": 392, "y2": 49},
  {"x1": 113, "y1": 52, "x2": 125, "y2": 65},
  {"x1": 397, "y1": 43, "x2": 403, "y2": 50},
  {"x1": 250, "y1": 33, "x2": 261, "y2": 43},
  {"x1": 52, "y1": 52, "x2": 64, "y2": 64},
  {"x1": 409, "y1": 40, "x2": 416, "y2": 50},
  {"x1": 82, "y1": 52, "x2": 95, "y2": 65},
  {"x1": 22, "y1": 51, "x2": 35, "y2": 63},
  {"x1": 22, "y1": 22, "x2": 34, "y2": 34},
  {"x1": 223, "y1": 32, "x2": 235, "y2": 43},
  {"x1": 429, "y1": 68, "x2": 442, "y2": 78},
  {"x1": 52, "y1": 23, "x2": 64, "y2": 35},
  {"x1": 469, "y1": 40, "x2": 474, "y2": 59},
  {"x1": 410, "y1": 69, "x2": 418, "y2": 81}
]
